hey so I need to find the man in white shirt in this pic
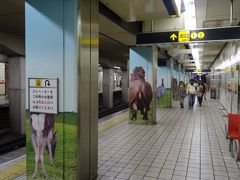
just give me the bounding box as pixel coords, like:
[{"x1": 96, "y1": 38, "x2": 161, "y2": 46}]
[{"x1": 186, "y1": 79, "x2": 197, "y2": 109}]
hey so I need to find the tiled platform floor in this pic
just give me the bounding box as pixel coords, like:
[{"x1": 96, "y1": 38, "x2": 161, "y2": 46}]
[
  {"x1": 98, "y1": 100, "x2": 240, "y2": 180},
  {"x1": 0, "y1": 147, "x2": 25, "y2": 165},
  {"x1": 0, "y1": 148, "x2": 26, "y2": 180},
  {"x1": 1, "y1": 99, "x2": 240, "y2": 180}
]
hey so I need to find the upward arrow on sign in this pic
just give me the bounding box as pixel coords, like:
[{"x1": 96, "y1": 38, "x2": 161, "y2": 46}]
[{"x1": 170, "y1": 33, "x2": 177, "y2": 41}]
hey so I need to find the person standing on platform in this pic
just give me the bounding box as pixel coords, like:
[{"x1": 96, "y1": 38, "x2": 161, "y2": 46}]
[
  {"x1": 203, "y1": 83, "x2": 208, "y2": 100},
  {"x1": 196, "y1": 81, "x2": 204, "y2": 106},
  {"x1": 186, "y1": 79, "x2": 197, "y2": 109},
  {"x1": 178, "y1": 81, "x2": 186, "y2": 108}
]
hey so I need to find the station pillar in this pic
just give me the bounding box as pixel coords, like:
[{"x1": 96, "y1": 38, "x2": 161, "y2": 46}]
[
  {"x1": 8, "y1": 57, "x2": 25, "y2": 135},
  {"x1": 129, "y1": 46, "x2": 157, "y2": 125},
  {"x1": 170, "y1": 57, "x2": 174, "y2": 106},
  {"x1": 121, "y1": 70, "x2": 129, "y2": 103},
  {"x1": 77, "y1": 0, "x2": 98, "y2": 179},
  {"x1": 178, "y1": 64, "x2": 181, "y2": 83},
  {"x1": 25, "y1": 0, "x2": 98, "y2": 179},
  {"x1": 102, "y1": 68, "x2": 114, "y2": 108}
]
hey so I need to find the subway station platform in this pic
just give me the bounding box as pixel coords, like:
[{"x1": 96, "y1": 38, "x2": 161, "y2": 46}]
[
  {"x1": 98, "y1": 100, "x2": 240, "y2": 180},
  {"x1": 1, "y1": 99, "x2": 240, "y2": 180}
]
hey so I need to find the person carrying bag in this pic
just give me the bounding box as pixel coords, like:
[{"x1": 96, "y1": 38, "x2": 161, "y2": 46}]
[{"x1": 178, "y1": 81, "x2": 186, "y2": 108}]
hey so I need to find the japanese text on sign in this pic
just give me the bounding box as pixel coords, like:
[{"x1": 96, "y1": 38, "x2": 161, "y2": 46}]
[
  {"x1": 178, "y1": 30, "x2": 190, "y2": 42},
  {"x1": 29, "y1": 78, "x2": 58, "y2": 114}
]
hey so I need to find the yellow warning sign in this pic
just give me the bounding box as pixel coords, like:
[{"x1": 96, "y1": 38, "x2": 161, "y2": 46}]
[
  {"x1": 198, "y1": 32, "x2": 205, "y2": 39},
  {"x1": 178, "y1": 30, "x2": 190, "y2": 42},
  {"x1": 191, "y1": 32, "x2": 198, "y2": 39},
  {"x1": 35, "y1": 80, "x2": 42, "y2": 87}
]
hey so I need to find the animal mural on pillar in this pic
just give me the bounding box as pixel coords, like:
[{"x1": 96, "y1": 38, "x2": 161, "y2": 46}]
[
  {"x1": 157, "y1": 79, "x2": 166, "y2": 97},
  {"x1": 30, "y1": 113, "x2": 57, "y2": 178},
  {"x1": 130, "y1": 66, "x2": 153, "y2": 121},
  {"x1": 172, "y1": 78, "x2": 178, "y2": 99}
]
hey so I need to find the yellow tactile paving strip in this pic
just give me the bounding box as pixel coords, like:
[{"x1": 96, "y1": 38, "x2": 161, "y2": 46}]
[
  {"x1": 98, "y1": 112, "x2": 128, "y2": 134},
  {"x1": 0, "y1": 159, "x2": 26, "y2": 180},
  {"x1": 0, "y1": 112, "x2": 129, "y2": 179}
]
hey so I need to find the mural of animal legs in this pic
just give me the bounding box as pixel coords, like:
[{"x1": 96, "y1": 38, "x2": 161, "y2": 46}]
[
  {"x1": 47, "y1": 130, "x2": 54, "y2": 166},
  {"x1": 32, "y1": 146, "x2": 38, "y2": 178},
  {"x1": 131, "y1": 110, "x2": 137, "y2": 120},
  {"x1": 140, "y1": 93, "x2": 149, "y2": 120},
  {"x1": 142, "y1": 108, "x2": 148, "y2": 120},
  {"x1": 131, "y1": 103, "x2": 137, "y2": 120},
  {"x1": 32, "y1": 134, "x2": 48, "y2": 178},
  {"x1": 40, "y1": 145, "x2": 47, "y2": 178},
  {"x1": 32, "y1": 135, "x2": 39, "y2": 178}
]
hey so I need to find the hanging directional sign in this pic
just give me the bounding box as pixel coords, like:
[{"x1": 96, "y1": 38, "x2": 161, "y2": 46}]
[{"x1": 136, "y1": 26, "x2": 240, "y2": 44}]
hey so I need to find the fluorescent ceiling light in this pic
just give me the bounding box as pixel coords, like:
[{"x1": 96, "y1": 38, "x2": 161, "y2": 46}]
[
  {"x1": 183, "y1": 0, "x2": 196, "y2": 30},
  {"x1": 114, "y1": 66, "x2": 121, "y2": 69},
  {"x1": 215, "y1": 52, "x2": 240, "y2": 69},
  {"x1": 183, "y1": 0, "x2": 200, "y2": 69},
  {"x1": 192, "y1": 47, "x2": 200, "y2": 70}
]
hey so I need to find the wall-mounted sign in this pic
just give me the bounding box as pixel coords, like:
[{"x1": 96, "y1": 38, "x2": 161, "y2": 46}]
[
  {"x1": 137, "y1": 26, "x2": 240, "y2": 44},
  {"x1": 29, "y1": 78, "x2": 58, "y2": 114}
]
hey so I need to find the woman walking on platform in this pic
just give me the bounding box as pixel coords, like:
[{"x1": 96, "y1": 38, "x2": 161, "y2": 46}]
[
  {"x1": 197, "y1": 81, "x2": 204, "y2": 106},
  {"x1": 187, "y1": 79, "x2": 197, "y2": 109},
  {"x1": 178, "y1": 81, "x2": 186, "y2": 108}
]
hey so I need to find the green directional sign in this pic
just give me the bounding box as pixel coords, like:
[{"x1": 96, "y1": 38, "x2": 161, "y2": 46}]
[{"x1": 136, "y1": 26, "x2": 240, "y2": 44}]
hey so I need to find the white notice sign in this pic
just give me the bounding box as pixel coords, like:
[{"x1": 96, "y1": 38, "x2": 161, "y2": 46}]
[{"x1": 29, "y1": 78, "x2": 58, "y2": 114}]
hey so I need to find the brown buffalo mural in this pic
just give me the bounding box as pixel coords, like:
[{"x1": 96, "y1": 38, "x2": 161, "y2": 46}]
[{"x1": 130, "y1": 66, "x2": 153, "y2": 121}]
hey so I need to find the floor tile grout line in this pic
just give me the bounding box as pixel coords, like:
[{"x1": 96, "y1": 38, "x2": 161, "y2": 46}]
[
  {"x1": 100, "y1": 108, "x2": 174, "y2": 179},
  {"x1": 125, "y1": 107, "x2": 185, "y2": 179},
  {"x1": 144, "y1": 106, "x2": 189, "y2": 179},
  {"x1": 202, "y1": 103, "x2": 215, "y2": 180},
  {"x1": 205, "y1": 103, "x2": 219, "y2": 180},
  {"x1": 209, "y1": 102, "x2": 231, "y2": 180},
  {"x1": 146, "y1": 106, "x2": 191, "y2": 179},
  {"x1": 199, "y1": 104, "x2": 202, "y2": 180},
  {"x1": 160, "y1": 105, "x2": 191, "y2": 179},
  {"x1": 185, "y1": 102, "x2": 200, "y2": 180}
]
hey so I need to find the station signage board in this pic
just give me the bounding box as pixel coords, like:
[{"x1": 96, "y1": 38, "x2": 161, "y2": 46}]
[
  {"x1": 29, "y1": 78, "x2": 58, "y2": 114},
  {"x1": 136, "y1": 26, "x2": 240, "y2": 44}
]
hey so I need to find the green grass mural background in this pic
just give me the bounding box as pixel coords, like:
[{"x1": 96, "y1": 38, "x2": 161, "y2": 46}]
[
  {"x1": 26, "y1": 112, "x2": 77, "y2": 180},
  {"x1": 157, "y1": 88, "x2": 172, "y2": 108}
]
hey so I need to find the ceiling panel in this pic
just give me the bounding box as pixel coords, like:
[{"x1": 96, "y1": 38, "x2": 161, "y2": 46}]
[
  {"x1": 100, "y1": 0, "x2": 171, "y2": 22},
  {"x1": 99, "y1": 34, "x2": 129, "y2": 63},
  {"x1": 0, "y1": 0, "x2": 24, "y2": 36},
  {"x1": 99, "y1": 14, "x2": 136, "y2": 46}
]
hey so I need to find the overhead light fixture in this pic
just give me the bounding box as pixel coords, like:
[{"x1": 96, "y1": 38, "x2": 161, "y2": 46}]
[
  {"x1": 215, "y1": 52, "x2": 240, "y2": 70},
  {"x1": 183, "y1": 0, "x2": 196, "y2": 30},
  {"x1": 183, "y1": 0, "x2": 200, "y2": 69},
  {"x1": 192, "y1": 47, "x2": 200, "y2": 70},
  {"x1": 114, "y1": 66, "x2": 121, "y2": 69}
]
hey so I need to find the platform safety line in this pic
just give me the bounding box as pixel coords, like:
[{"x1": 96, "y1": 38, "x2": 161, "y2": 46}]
[
  {"x1": 0, "y1": 159, "x2": 26, "y2": 180},
  {"x1": 98, "y1": 112, "x2": 129, "y2": 134}
]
